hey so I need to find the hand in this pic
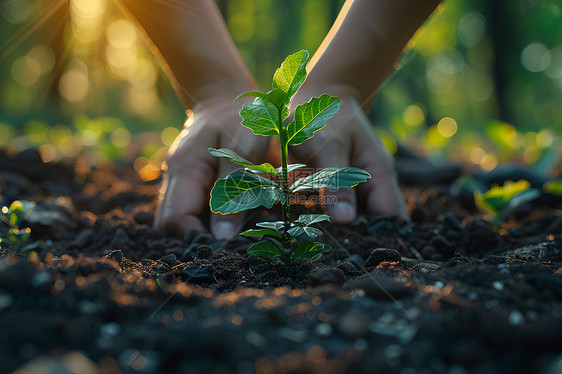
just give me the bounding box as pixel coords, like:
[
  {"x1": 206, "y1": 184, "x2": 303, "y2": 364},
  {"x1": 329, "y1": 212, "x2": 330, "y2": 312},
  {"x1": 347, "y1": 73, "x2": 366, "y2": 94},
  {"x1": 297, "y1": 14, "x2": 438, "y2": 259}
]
[
  {"x1": 290, "y1": 89, "x2": 409, "y2": 224},
  {"x1": 154, "y1": 94, "x2": 269, "y2": 239}
]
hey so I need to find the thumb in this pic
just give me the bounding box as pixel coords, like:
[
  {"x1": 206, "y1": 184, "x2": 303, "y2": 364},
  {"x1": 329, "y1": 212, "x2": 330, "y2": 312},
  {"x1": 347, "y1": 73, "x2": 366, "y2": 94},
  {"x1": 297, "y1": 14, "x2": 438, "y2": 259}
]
[
  {"x1": 324, "y1": 187, "x2": 357, "y2": 225},
  {"x1": 314, "y1": 147, "x2": 357, "y2": 224}
]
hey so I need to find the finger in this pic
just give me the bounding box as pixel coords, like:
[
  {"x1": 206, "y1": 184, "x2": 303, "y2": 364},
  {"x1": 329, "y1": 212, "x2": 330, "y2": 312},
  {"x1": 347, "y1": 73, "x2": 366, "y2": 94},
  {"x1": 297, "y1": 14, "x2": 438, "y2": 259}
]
[
  {"x1": 154, "y1": 125, "x2": 217, "y2": 235},
  {"x1": 154, "y1": 162, "x2": 211, "y2": 236},
  {"x1": 354, "y1": 136, "x2": 409, "y2": 221},
  {"x1": 314, "y1": 144, "x2": 357, "y2": 224},
  {"x1": 210, "y1": 156, "x2": 247, "y2": 240}
]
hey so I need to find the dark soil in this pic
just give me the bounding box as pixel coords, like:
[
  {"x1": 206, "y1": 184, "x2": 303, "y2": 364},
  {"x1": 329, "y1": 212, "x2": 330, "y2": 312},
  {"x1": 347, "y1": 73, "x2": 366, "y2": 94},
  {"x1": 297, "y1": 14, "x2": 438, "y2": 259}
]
[{"x1": 1, "y1": 149, "x2": 561, "y2": 374}]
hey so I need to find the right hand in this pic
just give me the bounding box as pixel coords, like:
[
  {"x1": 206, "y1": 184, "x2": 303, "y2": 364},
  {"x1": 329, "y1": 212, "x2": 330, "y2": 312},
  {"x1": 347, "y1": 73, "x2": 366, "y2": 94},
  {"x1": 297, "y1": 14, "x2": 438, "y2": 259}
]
[{"x1": 153, "y1": 94, "x2": 270, "y2": 239}]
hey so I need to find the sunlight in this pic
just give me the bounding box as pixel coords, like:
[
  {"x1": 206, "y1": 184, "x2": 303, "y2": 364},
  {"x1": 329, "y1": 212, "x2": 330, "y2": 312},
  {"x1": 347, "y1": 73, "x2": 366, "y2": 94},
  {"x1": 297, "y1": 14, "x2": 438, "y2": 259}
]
[{"x1": 70, "y1": 0, "x2": 106, "y2": 44}]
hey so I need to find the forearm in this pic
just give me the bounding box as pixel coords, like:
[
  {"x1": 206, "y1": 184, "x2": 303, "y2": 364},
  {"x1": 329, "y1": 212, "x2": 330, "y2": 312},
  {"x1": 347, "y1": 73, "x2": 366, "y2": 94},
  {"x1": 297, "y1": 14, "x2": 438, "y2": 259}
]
[
  {"x1": 118, "y1": 0, "x2": 256, "y2": 108},
  {"x1": 302, "y1": 0, "x2": 442, "y2": 109}
]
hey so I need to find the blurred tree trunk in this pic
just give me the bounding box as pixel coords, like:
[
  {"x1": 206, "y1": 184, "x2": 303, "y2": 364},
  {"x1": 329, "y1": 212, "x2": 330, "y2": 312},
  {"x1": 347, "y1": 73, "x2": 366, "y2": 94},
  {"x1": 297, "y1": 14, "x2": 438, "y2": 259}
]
[{"x1": 43, "y1": 0, "x2": 70, "y2": 105}]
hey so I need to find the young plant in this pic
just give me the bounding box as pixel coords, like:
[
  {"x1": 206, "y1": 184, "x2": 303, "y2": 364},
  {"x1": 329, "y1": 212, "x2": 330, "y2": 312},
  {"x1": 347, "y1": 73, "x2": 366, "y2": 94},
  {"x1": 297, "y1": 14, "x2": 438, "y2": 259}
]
[
  {"x1": 543, "y1": 180, "x2": 562, "y2": 196},
  {"x1": 0, "y1": 200, "x2": 40, "y2": 254},
  {"x1": 474, "y1": 179, "x2": 540, "y2": 222},
  {"x1": 208, "y1": 50, "x2": 371, "y2": 264}
]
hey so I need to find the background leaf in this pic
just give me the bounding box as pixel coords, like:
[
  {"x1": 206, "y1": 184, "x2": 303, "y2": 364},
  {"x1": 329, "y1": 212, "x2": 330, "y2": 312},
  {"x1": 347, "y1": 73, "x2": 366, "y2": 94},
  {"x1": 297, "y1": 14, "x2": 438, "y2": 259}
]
[
  {"x1": 248, "y1": 240, "x2": 286, "y2": 259},
  {"x1": 240, "y1": 97, "x2": 280, "y2": 136},
  {"x1": 273, "y1": 50, "x2": 309, "y2": 104},
  {"x1": 286, "y1": 94, "x2": 341, "y2": 145},
  {"x1": 290, "y1": 167, "x2": 371, "y2": 192},
  {"x1": 210, "y1": 170, "x2": 282, "y2": 214},
  {"x1": 208, "y1": 148, "x2": 278, "y2": 175}
]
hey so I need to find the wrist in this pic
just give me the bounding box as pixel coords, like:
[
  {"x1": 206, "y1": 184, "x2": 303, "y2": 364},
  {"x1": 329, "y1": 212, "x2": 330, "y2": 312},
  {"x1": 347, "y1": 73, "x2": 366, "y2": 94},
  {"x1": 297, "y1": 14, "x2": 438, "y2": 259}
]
[{"x1": 293, "y1": 81, "x2": 364, "y2": 110}]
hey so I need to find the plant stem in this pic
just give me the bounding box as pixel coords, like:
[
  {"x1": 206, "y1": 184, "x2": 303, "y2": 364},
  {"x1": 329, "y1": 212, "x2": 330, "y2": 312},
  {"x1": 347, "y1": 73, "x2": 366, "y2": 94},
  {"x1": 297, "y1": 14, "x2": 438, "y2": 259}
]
[{"x1": 278, "y1": 113, "x2": 291, "y2": 250}]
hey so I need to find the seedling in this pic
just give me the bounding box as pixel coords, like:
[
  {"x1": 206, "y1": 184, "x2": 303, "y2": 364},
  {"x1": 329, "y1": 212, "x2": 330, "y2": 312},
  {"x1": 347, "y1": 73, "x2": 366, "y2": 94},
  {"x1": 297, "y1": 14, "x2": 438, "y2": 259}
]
[
  {"x1": 208, "y1": 50, "x2": 371, "y2": 264},
  {"x1": 474, "y1": 180, "x2": 540, "y2": 222},
  {"x1": 543, "y1": 180, "x2": 562, "y2": 196},
  {"x1": 0, "y1": 200, "x2": 40, "y2": 254}
]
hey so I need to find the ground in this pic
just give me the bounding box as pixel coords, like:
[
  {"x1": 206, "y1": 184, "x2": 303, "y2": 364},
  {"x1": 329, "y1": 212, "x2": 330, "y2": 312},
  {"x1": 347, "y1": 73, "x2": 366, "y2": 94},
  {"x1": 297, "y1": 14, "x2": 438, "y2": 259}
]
[{"x1": 0, "y1": 148, "x2": 561, "y2": 374}]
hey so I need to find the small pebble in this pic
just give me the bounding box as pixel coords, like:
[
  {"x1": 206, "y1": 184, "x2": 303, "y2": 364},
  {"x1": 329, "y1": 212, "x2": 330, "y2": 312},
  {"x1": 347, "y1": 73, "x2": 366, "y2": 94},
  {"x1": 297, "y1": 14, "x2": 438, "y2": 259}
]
[
  {"x1": 197, "y1": 245, "x2": 214, "y2": 259},
  {"x1": 508, "y1": 310, "x2": 525, "y2": 326},
  {"x1": 314, "y1": 323, "x2": 333, "y2": 338},
  {"x1": 160, "y1": 254, "x2": 181, "y2": 267},
  {"x1": 365, "y1": 248, "x2": 401, "y2": 268},
  {"x1": 492, "y1": 281, "x2": 504, "y2": 291},
  {"x1": 133, "y1": 211, "x2": 153, "y2": 225}
]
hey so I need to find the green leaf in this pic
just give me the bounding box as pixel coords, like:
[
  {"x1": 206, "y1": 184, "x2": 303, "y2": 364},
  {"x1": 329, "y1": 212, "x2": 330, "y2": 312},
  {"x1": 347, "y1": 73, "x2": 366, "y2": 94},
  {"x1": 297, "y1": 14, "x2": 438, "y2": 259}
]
[
  {"x1": 236, "y1": 88, "x2": 290, "y2": 119},
  {"x1": 248, "y1": 240, "x2": 286, "y2": 259},
  {"x1": 287, "y1": 226, "x2": 324, "y2": 238},
  {"x1": 291, "y1": 241, "x2": 331, "y2": 262},
  {"x1": 503, "y1": 189, "x2": 540, "y2": 214},
  {"x1": 8, "y1": 227, "x2": 31, "y2": 244},
  {"x1": 273, "y1": 50, "x2": 309, "y2": 104},
  {"x1": 1, "y1": 200, "x2": 36, "y2": 228},
  {"x1": 290, "y1": 167, "x2": 371, "y2": 192},
  {"x1": 286, "y1": 94, "x2": 341, "y2": 145},
  {"x1": 276, "y1": 164, "x2": 307, "y2": 175},
  {"x1": 256, "y1": 221, "x2": 285, "y2": 234},
  {"x1": 294, "y1": 214, "x2": 332, "y2": 226},
  {"x1": 236, "y1": 88, "x2": 285, "y2": 108},
  {"x1": 240, "y1": 97, "x2": 280, "y2": 136},
  {"x1": 210, "y1": 170, "x2": 282, "y2": 214},
  {"x1": 208, "y1": 148, "x2": 278, "y2": 175},
  {"x1": 240, "y1": 228, "x2": 282, "y2": 239},
  {"x1": 474, "y1": 180, "x2": 535, "y2": 218},
  {"x1": 544, "y1": 180, "x2": 562, "y2": 196}
]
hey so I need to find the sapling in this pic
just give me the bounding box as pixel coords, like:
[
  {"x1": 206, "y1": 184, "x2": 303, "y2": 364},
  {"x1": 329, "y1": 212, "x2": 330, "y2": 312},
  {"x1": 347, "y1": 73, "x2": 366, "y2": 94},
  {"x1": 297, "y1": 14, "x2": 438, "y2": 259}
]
[
  {"x1": 474, "y1": 179, "x2": 540, "y2": 223},
  {"x1": 208, "y1": 50, "x2": 371, "y2": 264},
  {"x1": 0, "y1": 200, "x2": 40, "y2": 254}
]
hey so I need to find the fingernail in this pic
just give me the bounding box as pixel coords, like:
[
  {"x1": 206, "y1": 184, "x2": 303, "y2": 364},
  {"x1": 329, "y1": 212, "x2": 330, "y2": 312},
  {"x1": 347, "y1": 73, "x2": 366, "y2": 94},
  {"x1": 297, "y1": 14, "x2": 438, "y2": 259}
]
[
  {"x1": 212, "y1": 221, "x2": 237, "y2": 240},
  {"x1": 329, "y1": 202, "x2": 355, "y2": 224}
]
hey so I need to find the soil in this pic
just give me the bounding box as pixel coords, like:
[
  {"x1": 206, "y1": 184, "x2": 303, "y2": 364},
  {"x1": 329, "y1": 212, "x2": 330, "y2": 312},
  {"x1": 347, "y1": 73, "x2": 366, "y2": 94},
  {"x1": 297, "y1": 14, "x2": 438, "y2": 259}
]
[{"x1": 0, "y1": 148, "x2": 561, "y2": 374}]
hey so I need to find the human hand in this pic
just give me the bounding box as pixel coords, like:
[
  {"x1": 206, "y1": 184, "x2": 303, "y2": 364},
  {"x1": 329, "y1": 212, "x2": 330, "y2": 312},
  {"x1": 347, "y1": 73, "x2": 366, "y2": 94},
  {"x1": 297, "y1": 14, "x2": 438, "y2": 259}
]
[
  {"x1": 154, "y1": 94, "x2": 269, "y2": 239},
  {"x1": 289, "y1": 89, "x2": 409, "y2": 224}
]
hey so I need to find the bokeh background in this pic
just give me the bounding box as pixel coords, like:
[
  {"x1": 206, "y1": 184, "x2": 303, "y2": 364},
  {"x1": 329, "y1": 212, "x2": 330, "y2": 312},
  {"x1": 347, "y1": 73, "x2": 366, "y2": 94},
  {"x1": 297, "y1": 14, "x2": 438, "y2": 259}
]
[{"x1": 1, "y1": 0, "x2": 561, "y2": 182}]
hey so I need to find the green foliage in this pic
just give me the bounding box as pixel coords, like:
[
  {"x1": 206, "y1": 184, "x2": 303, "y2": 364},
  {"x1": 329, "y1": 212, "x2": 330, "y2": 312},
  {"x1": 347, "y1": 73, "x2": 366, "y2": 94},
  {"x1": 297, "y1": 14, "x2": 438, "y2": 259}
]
[
  {"x1": 543, "y1": 180, "x2": 562, "y2": 196},
  {"x1": 209, "y1": 170, "x2": 282, "y2": 214},
  {"x1": 209, "y1": 50, "x2": 371, "y2": 264},
  {"x1": 208, "y1": 147, "x2": 278, "y2": 175},
  {"x1": 290, "y1": 167, "x2": 371, "y2": 192},
  {"x1": 272, "y1": 49, "x2": 309, "y2": 104},
  {"x1": 474, "y1": 180, "x2": 541, "y2": 220},
  {"x1": 239, "y1": 97, "x2": 280, "y2": 136},
  {"x1": 287, "y1": 94, "x2": 341, "y2": 145},
  {"x1": 0, "y1": 200, "x2": 40, "y2": 254}
]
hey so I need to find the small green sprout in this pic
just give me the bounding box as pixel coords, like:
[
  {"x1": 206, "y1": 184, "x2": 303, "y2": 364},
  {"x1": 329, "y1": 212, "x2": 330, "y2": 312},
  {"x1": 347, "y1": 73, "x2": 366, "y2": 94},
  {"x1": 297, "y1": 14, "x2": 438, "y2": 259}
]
[
  {"x1": 474, "y1": 180, "x2": 540, "y2": 222},
  {"x1": 0, "y1": 200, "x2": 41, "y2": 254},
  {"x1": 208, "y1": 50, "x2": 371, "y2": 264},
  {"x1": 543, "y1": 180, "x2": 562, "y2": 196}
]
